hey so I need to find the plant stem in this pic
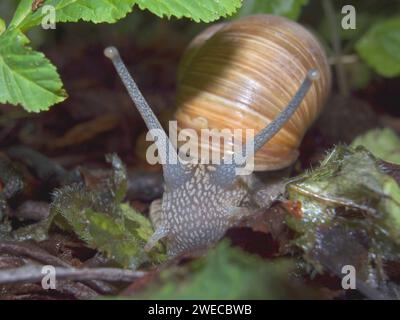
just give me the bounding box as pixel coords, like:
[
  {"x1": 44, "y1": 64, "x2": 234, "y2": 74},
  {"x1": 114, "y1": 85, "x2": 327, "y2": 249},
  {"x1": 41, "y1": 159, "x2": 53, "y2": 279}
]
[{"x1": 322, "y1": 0, "x2": 350, "y2": 96}]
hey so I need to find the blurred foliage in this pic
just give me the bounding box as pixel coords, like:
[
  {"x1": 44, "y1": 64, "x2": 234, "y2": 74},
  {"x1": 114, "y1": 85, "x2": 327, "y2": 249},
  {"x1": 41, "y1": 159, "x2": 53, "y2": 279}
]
[
  {"x1": 137, "y1": 241, "x2": 318, "y2": 299},
  {"x1": 0, "y1": 18, "x2": 5, "y2": 35},
  {"x1": 356, "y1": 17, "x2": 400, "y2": 78},
  {"x1": 352, "y1": 128, "x2": 400, "y2": 165},
  {"x1": 51, "y1": 154, "x2": 166, "y2": 268},
  {"x1": 0, "y1": 2, "x2": 13, "y2": 21},
  {"x1": 235, "y1": 0, "x2": 309, "y2": 20},
  {"x1": 309, "y1": 1, "x2": 400, "y2": 91},
  {"x1": 286, "y1": 146, "x2": 400, "y2": 292}
]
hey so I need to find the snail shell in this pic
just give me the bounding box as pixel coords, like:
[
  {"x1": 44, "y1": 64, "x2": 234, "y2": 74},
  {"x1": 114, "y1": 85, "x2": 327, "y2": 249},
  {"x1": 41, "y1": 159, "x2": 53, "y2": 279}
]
[{"x1": 174, "y1": 14, "x2": 331, "y2": 171}]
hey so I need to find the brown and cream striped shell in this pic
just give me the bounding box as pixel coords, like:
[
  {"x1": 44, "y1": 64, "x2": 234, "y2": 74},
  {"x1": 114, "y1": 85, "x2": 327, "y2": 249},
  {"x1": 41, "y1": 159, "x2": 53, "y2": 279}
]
[{"x1": 174, "y1": 14, "x2": 331, "y2": 171}]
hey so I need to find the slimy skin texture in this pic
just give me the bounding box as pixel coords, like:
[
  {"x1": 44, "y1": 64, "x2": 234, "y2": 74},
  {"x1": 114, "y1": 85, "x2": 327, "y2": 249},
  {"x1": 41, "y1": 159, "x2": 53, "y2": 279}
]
[{"x1": 149, "y1": 164, "x2": 251, "y2": 256}]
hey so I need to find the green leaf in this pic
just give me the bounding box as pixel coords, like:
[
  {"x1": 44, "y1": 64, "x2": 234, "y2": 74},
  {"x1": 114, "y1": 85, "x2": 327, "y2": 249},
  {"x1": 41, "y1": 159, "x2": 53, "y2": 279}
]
[
  {"x1": 51, "y1": 155, "x2": 165, "y2": 268},
  {"x1": 0, "y1": 30, "x2": 67, "y2": 112},
  {"x1": 135, "y1": 0, "x2": 243, "y2": 23},
  {"x1": 87, "y1": 206, "x2": 165, "y2": 268},
  {"x1": 74, "y1": 202, "x2": 165, "y2": 268},
  {"x1": 10, "y1": 0, "x2": 137, "y2": 31},
  {"x1": 382, "y1": 178, "x2": 400, "y2": 243},
  {"x1": 351, "y1": 128, "x2": 400, "y2": 165},
  {"x1": 120, "y1": 203, "x2": 156, "y2": 242},
  {"x1": 8, "y1": 0, "x2": 33, "y2": 30},
  {"x1": 10, "y1": 0, "x2": 240, "y2": 28},
  {"x1": 0, "y1": 18, "x2": 5, "y2": 35},
  {"x1": 138, "y1": 241, "x2": 315, "y2": 299},
  {"x1": 235, "y1": 0, "x2": 308, "y2": 20},
  {"x1": 356, "y1": 17, "x2": 400, "y2": 78},
  {"x1": 3, "y1": 0, "x2": 241, "y2": 112},
  {"x1": 286, "y1": 146, "x2": 400, "y2": 274}
]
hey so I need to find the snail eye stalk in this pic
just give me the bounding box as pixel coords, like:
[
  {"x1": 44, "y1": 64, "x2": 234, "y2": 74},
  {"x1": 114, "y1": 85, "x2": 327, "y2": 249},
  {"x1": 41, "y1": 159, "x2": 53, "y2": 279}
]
[
  {"x1": 251, "y1": 69, "x2": 319, "y2": 153},
  {"x1": 212, "y1": 69, "x2": 319, "y2": 187},
  {"x1": 104, "y1": 46, "x2": 191, "y2": 188}
]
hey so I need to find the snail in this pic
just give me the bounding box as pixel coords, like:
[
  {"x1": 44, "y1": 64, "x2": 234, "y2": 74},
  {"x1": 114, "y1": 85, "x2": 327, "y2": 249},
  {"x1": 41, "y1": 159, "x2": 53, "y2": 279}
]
[
  {"x1": 104, "y1": 14, "x2": 331, "y2": 257},
  {"x1": 176, "y1": 14, "x2": 331, "y2": 171}
]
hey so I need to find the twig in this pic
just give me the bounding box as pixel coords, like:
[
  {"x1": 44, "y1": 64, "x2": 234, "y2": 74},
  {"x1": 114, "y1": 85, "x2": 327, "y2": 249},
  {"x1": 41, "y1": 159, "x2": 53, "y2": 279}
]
[
  {"x1": 0, "y1": 265, "x2": 146, "y2": 284},
  {"x1": 0, "y1": 242, "x2": 73, "y2": 268},
  {"x1": 57, "y1": 281, "x2": 99, "y2": 300},
  {"x1": 322, "y1": 0, "x2": 349, "y2": 96},
  {"x1": 0, "y1": 281, "x2": 99, "y2": 300},
  {"x1": 328, "y1": 54, "x2": 359, "y2": 65},
  {"x1": 0, "y1": 242, "x2": 115, "y2": 294}
]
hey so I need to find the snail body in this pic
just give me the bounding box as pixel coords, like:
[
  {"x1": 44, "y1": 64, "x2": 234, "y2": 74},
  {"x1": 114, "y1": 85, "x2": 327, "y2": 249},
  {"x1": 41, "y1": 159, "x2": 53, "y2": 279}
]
[
  {"x1": 105, "y1": 14, "x2": 331, "y2": 257},
  {"x1": 176, "y1": 14, "x2": 331, "y2": 170}
]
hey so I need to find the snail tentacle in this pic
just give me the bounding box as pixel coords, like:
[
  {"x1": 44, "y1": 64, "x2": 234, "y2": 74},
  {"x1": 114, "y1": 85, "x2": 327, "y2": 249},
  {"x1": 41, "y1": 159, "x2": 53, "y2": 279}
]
[
  {"x1": 248, "y1": 69, "x2": 320, "y2": 156},
  {"x1": 144, "y1": 224, "x2": 169, "y2": 252},
  {"x1": 212, "y1": 69, "x2": 319, "y2": 187},
  {"x1": 104, "y1": 47, "x2": 191, "y2": 189}
]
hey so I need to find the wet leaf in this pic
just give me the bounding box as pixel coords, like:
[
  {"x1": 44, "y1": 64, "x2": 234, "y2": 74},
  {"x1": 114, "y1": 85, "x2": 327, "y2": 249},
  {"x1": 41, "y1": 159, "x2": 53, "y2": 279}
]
[
  {"x1": 87, "y1": 207, "x2": 165, "y2": 268},
  {"x1": 381, "y1": 178, "x2": 400, "y2": 243},
  {"x1": 51, "y1": 154, "x2": 165, "y2": 268},
  {"x1": 286, "y1": 146, "x2": 400, "y2": 287},
  {"x1": 137, "y1": 241, "x2": 317, "y2": 299}
]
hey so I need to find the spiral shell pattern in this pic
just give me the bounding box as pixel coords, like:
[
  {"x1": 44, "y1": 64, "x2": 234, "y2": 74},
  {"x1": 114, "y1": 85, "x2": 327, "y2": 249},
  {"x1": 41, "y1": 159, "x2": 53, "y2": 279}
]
[{"x1": 175, "y1": 14, "x2": 331, "y2": 171}]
